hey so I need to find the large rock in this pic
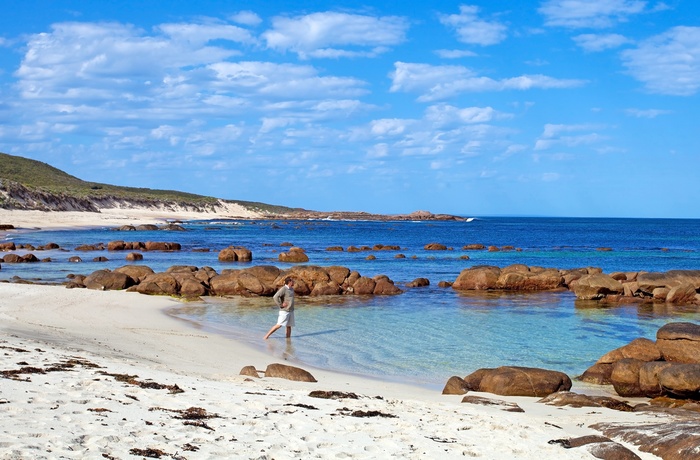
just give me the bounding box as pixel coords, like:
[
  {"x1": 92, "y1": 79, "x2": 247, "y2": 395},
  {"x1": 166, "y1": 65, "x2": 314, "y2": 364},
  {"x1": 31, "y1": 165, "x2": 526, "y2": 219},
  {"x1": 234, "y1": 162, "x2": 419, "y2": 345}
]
[
  {"x1": 373, "y1": 276, "x2": 403, "y2": 295},
  {"x1": 571, "y1": 273, "x2": 623, "y2": 300},
  {"x1": 466, "y1": 366, "x2": 572, "y2": 397},
  {"x1": 114, "y1": 265, "x2": 155, "y2": 283},
  {"x1": 264, "y1": 363, "x2": 317, "y2": 382},
  {"x1": 610, "y1": 358, "x2": 645, "y2": 397},
  {"x1": 657, "y1": 363, "x2": 700, "y2": 398},
  {"x1": 666, "y1": 283, "x2": 698, "y2": 304},
  {"x1": 597, "y1": 338, "x2": 662, "y2": 364},
  {"x1": 442, "y1": 376, "x2": 469, "y2": 395},
  {"x1": 496, "y1": 267, "x2": 563, "y2": 291},
  {"x1": 452, "y1": 266, "x2": 501, "y2": 291},
  {"x1": 656, "y1": 322, "x2": 700, "y2": 363},
  {"x1": 84, "y1": 270, "x2": 134, "y2": 291},
  {"x1": 579, "y1": 363, "x2": 613, "y2": 385},
  {"x1": 279, "y1": 247, "x2": 309, "y2": 263},
  {"x1": 133, "y1": 273, "x2": 179, "y2": 296},
  {"x1": 639, "y1": 361, "x2": 676, "y2": 397}
]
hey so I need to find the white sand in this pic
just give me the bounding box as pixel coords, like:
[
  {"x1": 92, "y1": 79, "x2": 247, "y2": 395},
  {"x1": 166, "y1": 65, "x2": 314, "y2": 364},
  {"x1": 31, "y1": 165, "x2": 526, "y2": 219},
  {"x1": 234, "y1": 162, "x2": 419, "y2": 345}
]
[
  {"x1": 0, "y1": 208, "x2": 668, "y2": 459},
  {"x1": 0, "y1": 200, "x2": 263, "y2": 231}
]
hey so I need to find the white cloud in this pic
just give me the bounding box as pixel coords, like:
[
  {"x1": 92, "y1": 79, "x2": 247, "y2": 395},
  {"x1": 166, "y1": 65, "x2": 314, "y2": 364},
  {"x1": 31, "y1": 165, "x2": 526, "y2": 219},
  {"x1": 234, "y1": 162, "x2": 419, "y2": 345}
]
[
  {"x1": 208, "y1": 61, "x2": 368, "y2": 99},
  {"x1": 262, "y1": 12, "x2": 408, "y2": 59},
  {"x1": 573, "y1": 33, "x2": 631, "y2": 52},
  {"x1": 157, "y1": 22, "x2": 256, "y2": 46},
  {"x1": 539, "y1": 0, "x2": 646, "y2": 28},
  {"x1": 435, "y1": 49, "x2": 478, "y2": 59},
  {"x1": 621, "y1": 26, "x2": 700, "y2": 96},
  {"x1": 535, "y1": 123, "x2": 606, "y2": 150},
  {"x1": 230, "y1": 11, "x2": 262, "y2": 27},
  {"x1": 624, "y1": 108, "x2": 671, "y2": 118},
  {"x1": 439, "y1": 5, "x2": 508, "y2": 46},
  {"x1": 424, "y1": 104, "x2": 510, "y2": 127},
  {"x1": 390, "y1": 62, "x2": 585, "y2": 101}
]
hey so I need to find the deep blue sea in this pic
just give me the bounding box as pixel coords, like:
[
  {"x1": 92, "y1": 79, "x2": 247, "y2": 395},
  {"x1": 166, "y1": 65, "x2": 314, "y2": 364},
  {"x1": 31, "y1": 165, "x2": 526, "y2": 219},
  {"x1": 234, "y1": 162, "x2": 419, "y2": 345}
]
[{"x1": 4, "y1": 217, "x2": 700, "y2": 389}]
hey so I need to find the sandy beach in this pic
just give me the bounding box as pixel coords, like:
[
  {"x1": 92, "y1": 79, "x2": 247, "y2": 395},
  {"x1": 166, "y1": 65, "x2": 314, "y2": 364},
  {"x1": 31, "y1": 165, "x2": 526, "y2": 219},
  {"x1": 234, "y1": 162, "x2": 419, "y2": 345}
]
[
  {"x1": 0, "y1": 208, "x2": 678, "y2": 459},
  {"x1": 0, "y1": 202, "x2": 263, "y2": 232}
]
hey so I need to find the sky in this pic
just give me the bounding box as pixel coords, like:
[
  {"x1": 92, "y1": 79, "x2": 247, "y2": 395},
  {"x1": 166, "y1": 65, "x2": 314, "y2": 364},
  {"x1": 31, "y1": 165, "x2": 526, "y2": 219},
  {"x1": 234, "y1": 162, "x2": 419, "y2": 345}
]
[{"x1": 0, "y1": 1, "x2": 699, "y2": 218}]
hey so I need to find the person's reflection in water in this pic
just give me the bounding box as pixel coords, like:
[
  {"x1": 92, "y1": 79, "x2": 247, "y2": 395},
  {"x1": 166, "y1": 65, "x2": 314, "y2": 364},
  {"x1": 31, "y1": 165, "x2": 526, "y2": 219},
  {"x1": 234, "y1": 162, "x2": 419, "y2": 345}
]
[{"x1": 282, "y1": 337, "x2": 295, "y2": 361}]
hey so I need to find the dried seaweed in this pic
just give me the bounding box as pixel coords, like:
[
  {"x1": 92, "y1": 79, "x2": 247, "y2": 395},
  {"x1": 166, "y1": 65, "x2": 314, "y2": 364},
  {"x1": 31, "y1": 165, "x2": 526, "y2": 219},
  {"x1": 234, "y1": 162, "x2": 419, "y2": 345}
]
[
  {"x1": 99, "y1": 371, "x2": 184, "y2": 394},
  {"x1": 285, "y1": 403, "x2": 319, "y2": 410},
  {"x1": 150, "y1": 406, "x2": 221, "y2": 420},
  {"x1": 128, "y1": 447, "x2": 167, "y2": 458},
  {"x1": 184, "y1": 420, "x2": 215, "y2": 431},
  {"x1": 1, "y1": 366, "x2": 45, "y2": 381},
  {"x1": 334, "y1": 407, "x2": 397, "y2": 418},
  {"x1": 308, "y1": 390, "x2": 360, "y2": 400}
]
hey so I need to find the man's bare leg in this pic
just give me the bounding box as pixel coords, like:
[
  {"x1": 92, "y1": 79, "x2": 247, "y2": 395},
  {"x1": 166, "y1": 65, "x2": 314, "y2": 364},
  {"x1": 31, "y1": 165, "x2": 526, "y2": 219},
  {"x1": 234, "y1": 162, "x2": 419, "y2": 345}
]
[
  {"x1": 286, "y1": 326, "x2": 292, "y2": 338},
  {"x1": 264, "y1": 324, "x2": 281, "y2": 340}
]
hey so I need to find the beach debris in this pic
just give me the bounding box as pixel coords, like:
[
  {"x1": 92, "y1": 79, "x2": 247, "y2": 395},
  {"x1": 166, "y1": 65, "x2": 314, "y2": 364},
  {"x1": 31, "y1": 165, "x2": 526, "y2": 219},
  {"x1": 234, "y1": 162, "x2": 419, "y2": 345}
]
[
  {"x1": 335, "y1": 408, "x2": 397, "y2": 418},
  {"x1": 1, "y1": 366, "x2": 45, "y2": 381},
  {"x1": 88, "y1": 407, "x2": 112, "y2": 413},
  {"x1": 426, "y1": 436, "x2": 456, "y2": 443},
  {"x1": 308, "y1": 390, "x2": 360, "y2": 400},
  {"x1": 285, "y1": 403, "x2": 319, "y2": 410},
  {"x1": 128, "y1": 447, "x2": 168, "y2": 458},
  {"x1": 99, "y1": 371, "x2": 184, "y2": 394},
  {"x1": 264, "y1": 363, "x2": 317, "y2": 382}
]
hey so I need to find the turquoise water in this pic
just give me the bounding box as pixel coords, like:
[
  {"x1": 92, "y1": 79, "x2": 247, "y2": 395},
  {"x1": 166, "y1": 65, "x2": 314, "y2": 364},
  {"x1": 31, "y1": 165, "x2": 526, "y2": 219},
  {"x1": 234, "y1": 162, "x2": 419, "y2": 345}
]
[{"x1": 4, "y1": 217, "x2": 700, "y2": 389}]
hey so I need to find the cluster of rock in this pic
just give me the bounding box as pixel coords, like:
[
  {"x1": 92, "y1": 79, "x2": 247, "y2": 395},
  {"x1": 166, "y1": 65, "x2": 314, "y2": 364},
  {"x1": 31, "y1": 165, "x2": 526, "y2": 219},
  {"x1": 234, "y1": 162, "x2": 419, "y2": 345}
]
[
  {"x1": 0, "y1": 242, "x2": 60, "y2": 252},
  {"x1": 570, "y1": 270, "x2": 700, "y2": 305},
  {"x1": 580, "y1": 322, "x2": 700, "y2": 401},
  {"x1": 113, "y1": 223, "x2": 186, "y2": 231},
  {"x1": 285, "y1": 209, "x2": 469, "y2": 221},
  {"x1": 451, "y1": 264, "x2": 567, "y2": 291},
  {"x1": 451, "y1": 265, "x2": 700, "y2": 305},
  {"x1": 326, "y1": 244, "x2": 402, "y2": 252},
  {"x1": 67, "y1": 264, "x2": 403, "y2": 298}
]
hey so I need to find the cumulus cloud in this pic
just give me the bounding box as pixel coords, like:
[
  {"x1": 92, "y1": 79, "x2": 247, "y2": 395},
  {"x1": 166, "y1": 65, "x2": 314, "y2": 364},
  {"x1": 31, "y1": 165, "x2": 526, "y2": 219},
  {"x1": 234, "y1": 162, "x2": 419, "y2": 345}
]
[
  {"x1": 438, "y1": 5, "x2": 508, "y2": 46},
  {"x1": 624, "y1": 108, "x2": 671, "y2": 118},
  {"x1": 230, "y1": 10, "x2": 262, "y2": 26},
  {"x1": 262, "y1": 11, "x2": 408, "y2": 59},
  {"x1": 621, "y1": 26, "x2": 700, "y2": 96},
  {"x1": 208, "y1": 61, "x2": 368, "y2": 99},
  {"x1": 390, "y1": 62, "x2": 585, "y2": 101},
  {"x1": 573, "y1": 33, "x2": 631, "y2": 52},
  {"x1": 434, "y1": 49, "x2": 478, "y2": 59},
  {"x1": 534, "y1": 123, "x2": 606, "y2": 150},
  {"x1": 539, "y1": 0, "x2": 646, "y2": 28}
]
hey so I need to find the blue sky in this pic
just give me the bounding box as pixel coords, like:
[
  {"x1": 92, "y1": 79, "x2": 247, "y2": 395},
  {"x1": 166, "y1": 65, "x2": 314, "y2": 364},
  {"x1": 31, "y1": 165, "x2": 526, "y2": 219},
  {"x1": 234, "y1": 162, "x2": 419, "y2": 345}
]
[{"x1": 1, "y1": 1, "x2": 698, "y2": 218}]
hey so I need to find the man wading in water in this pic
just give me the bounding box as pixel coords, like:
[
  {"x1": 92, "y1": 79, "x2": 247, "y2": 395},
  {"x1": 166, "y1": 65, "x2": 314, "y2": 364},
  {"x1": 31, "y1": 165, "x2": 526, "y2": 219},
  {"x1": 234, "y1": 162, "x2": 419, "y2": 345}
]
[{"x1": 264, "y1": 277, "x2": 295, "y2": 339}]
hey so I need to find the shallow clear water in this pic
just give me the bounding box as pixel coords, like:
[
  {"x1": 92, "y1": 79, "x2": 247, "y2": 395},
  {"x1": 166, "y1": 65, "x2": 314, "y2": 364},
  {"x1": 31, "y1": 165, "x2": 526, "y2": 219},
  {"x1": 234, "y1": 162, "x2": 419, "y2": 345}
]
[{"x1": 4, "y1": 216, "x2": 700, "y2": 389}]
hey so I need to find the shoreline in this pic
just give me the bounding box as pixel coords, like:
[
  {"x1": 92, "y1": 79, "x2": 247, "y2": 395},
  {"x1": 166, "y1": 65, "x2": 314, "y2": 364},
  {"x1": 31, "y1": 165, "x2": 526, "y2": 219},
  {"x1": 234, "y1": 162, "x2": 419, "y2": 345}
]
[{"x1": 0, "y1": 283, "x2": 664, "y2": 458}]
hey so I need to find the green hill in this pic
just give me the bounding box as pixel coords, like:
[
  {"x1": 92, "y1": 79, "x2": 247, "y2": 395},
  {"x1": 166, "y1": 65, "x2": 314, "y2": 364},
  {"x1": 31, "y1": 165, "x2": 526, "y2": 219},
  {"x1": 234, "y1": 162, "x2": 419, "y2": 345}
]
[{"x1": 0, "y1": 152, "x2": 292, "y2": 214}]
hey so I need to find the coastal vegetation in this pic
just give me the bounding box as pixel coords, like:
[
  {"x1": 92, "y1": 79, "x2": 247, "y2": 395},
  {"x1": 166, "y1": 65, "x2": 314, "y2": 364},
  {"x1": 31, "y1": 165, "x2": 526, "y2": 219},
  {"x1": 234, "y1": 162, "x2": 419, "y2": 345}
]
[{"x1": 0, "y1": 152, "x2": 293, "y2": 214}]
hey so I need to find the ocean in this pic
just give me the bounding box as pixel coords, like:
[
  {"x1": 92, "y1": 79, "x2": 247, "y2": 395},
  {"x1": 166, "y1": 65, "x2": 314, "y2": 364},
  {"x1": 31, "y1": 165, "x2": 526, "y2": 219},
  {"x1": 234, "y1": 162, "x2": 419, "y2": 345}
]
[{"x1": 4, "y1": 216, "x2": 700, "y2": 389}]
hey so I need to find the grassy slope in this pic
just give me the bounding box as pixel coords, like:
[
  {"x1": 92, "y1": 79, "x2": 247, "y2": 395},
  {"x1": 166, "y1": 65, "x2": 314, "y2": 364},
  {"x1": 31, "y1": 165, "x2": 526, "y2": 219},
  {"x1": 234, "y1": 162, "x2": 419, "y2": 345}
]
[{"x1": 0, "y1": 152, "x2": 294, "y2": 213}]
